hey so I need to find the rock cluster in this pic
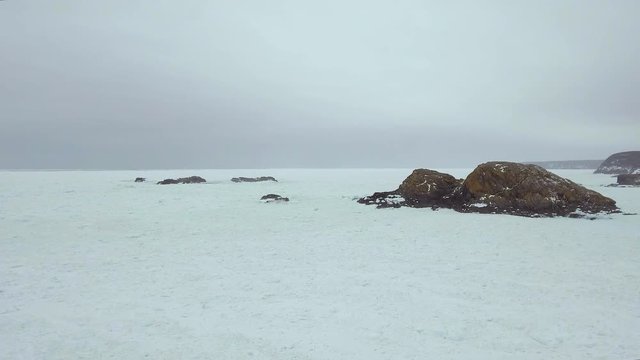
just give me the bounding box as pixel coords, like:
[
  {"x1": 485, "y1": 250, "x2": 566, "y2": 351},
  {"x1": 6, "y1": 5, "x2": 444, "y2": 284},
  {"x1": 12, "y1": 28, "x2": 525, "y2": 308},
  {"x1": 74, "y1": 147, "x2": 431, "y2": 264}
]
[
  {"x1": 231, "y1": 176, "x2": 278, "y2": 183},
  {"x1": 134, "y1": 177, "x2": 146, "y2": 183},
  {"x1": 359, "y1": 162, "x2": 619, "y2": 218},
  {"x1": 594, "y1": 151, "x2": 640, "y2": 174},
  {"x1": 157, "y1": 176, "x2": 206, "y2": 185}
]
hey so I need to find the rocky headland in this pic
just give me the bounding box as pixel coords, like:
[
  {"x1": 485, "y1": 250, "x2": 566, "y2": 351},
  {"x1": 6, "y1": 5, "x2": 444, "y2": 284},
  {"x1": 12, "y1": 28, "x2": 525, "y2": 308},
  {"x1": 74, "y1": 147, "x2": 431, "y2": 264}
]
[{"x1": 594, "y1": 151, "x2": 640, "y2": 175}]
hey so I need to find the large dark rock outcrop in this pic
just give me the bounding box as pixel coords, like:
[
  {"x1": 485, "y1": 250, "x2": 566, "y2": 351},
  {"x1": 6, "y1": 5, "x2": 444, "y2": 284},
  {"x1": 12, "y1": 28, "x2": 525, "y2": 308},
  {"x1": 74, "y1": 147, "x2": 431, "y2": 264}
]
[
  {"x1": 458, "y1": 162, "x2": 618, "y2": 217},
  {"x1": 157, "y1": 176, "x2": 206, "y2": 185},
  {"x1": 359, "y1": 162, "x2": 620, "y2": 218},
  {"x1": 594, "y1": 151, "x2": 640, "y2": 174},
  {"x1": 231, "y1": 176, "x2": 278, "y2": 183},
  {"x1": 616, "y1": 174, "x2": 640, "y2": 186}
]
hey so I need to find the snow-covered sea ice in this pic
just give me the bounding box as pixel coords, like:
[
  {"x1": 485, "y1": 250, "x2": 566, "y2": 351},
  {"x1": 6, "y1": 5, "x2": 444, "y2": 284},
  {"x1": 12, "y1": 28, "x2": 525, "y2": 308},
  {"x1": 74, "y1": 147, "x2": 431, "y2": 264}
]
[{"x1": 0, "y1": 169, "x2": 638, "y2": 359}]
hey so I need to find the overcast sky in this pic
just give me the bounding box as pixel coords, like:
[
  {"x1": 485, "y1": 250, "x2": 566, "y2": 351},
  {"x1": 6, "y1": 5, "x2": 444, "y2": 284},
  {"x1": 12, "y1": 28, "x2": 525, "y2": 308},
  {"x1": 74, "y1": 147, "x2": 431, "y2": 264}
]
[{"x1": 1, "y1": 1, "x2": 638, "y2": 169}]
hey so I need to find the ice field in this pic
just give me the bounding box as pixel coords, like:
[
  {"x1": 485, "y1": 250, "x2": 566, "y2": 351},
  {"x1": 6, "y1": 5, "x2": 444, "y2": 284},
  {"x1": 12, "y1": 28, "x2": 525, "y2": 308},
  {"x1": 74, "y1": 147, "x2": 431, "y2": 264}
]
[{"x1": 1, "y1": 169, "x2": 638, "y2": 359}]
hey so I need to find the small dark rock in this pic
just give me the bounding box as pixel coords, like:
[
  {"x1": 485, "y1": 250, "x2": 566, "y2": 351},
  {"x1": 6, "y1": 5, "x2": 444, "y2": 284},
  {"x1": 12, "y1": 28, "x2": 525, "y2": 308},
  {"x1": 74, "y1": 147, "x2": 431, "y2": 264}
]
[
  {"x1": 176, "y1": 176, "x2": 206, "y2": 184},
  {"x1": 157, "y1": 176, "x2": 206, "y2": 185},
  {"x1": 260, "y1": 194, "x2": 289, "y2": 202},
  {"x1": 232, "y1": 176, "x2": 278, "y2": 183},
  {"x1": 135, "y1": 177, "x2": 146, "y2": 183}
]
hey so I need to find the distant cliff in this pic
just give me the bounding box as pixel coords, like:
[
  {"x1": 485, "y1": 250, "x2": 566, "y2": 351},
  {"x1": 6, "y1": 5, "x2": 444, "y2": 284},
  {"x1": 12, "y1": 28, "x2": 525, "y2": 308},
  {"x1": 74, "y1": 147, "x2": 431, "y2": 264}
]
[
  {"x1": 525, "y1": 160, "x2": 603, "y2": 169},
  {"x1": 594, "y1": 151, "x2": 640, "y2": 174}
]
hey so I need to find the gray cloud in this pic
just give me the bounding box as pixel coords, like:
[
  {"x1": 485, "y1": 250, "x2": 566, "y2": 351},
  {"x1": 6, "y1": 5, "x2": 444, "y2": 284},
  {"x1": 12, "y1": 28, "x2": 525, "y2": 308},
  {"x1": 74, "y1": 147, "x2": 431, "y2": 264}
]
[{"x1": 1, "y1": 0, "x2": 638, "y2": 169}]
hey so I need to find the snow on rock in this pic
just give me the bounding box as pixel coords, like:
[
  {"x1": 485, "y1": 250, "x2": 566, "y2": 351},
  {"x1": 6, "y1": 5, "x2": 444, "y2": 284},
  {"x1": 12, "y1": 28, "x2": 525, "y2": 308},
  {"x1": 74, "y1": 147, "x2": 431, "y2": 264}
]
[
  {"x1": 469, "y1": 202, "x2": 488, "y2": 208},
  {"x1": 357, "y1": 192, "x2": 406, "y2": 208}
]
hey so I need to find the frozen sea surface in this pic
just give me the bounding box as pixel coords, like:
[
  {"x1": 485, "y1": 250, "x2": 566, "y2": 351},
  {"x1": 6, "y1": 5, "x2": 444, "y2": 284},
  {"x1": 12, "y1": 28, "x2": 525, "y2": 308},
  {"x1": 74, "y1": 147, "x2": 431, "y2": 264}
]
[{"x1": 0, "y1": 169, "x2": 638, "y2": 360}]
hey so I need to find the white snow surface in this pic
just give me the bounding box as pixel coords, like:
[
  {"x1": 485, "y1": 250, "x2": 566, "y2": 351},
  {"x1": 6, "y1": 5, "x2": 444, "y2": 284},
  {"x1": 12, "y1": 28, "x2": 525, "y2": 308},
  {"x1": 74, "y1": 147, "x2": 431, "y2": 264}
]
[
  {"x1": 0, "y1": 169, "x2": 639, "y2": 360},
  {"x1": 469, "y1": 203, "x2": 489, "y2": 208}
]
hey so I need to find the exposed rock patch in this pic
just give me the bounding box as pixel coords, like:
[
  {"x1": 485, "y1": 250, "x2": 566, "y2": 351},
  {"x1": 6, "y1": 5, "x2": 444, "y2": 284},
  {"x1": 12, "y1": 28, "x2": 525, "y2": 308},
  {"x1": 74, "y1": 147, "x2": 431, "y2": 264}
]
[
  {"x1": 232, "y1": 176, "x2": 278, "y2": 183},
  {"x1": 260, "y1": 194, "x2": 289, "y2": 202},
  {"x1": 157, "y1": 176, "x2": 206, "y2": 185},
  {"x1": 359, "y1": 162, "x2": 620, "y2": 218},
  {"x1": 594, "y1": 151, "x2": 640, "y2": 174},
  {"x1": 135, "y1": 177, "x2": 146, "y2": 183}
]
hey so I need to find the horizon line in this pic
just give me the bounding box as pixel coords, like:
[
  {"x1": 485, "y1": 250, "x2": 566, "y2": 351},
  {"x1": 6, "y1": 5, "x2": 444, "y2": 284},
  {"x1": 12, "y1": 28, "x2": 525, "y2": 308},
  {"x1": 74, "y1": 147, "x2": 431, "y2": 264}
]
[{"x1": 0, "y1": 161, "x2": 604, "y2": 172}]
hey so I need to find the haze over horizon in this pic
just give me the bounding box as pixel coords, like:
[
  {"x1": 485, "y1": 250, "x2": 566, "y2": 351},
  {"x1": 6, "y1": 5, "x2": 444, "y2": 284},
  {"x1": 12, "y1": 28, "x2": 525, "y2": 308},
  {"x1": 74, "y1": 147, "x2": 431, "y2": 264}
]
[{"x1": 1, "y1": 1, "x2": 638, "y2": 169}]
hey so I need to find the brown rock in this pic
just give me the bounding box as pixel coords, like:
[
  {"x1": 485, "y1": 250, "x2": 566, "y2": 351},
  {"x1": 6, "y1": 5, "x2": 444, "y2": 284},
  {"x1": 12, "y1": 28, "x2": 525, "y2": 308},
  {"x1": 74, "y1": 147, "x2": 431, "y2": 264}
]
[
  {"x1": 459, "y1": 162, "x2": 618, "y2": 217},
  {"x1": 398, "y1": 169, "x2": 462, "y2": 207},
  {"x1": 357, "y1": 169, "x2": 462, "y2": 209}
]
